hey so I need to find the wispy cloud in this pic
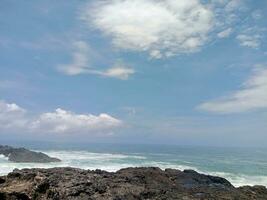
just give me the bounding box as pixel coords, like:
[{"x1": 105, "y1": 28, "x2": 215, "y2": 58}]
[
  {"x1": 58, "y1": 41, "x2": 135, "y2": 80},
  {"x1": 88, "y1": 66, "x2": 135, "y2": 80},
  {"x1": 217, "y1": 28, "x2": 233, "y2": 38},
  {"x1": 198, "y1": 67, "x2": 267, "y2": 114},
  {"x1": 224, "y1": 0, "x2": 243, "y2": 12},
  {"x1": 211, "y1": 0, "x2": 245, "y2": 24},
  {"x1": 236, "y1": 34, "x2": 261, "y2": 48},
  {"x1": 251, "y1": 9, "x2": 263, "y2": 20},
  {"x1": 236, "y1": 27, "x2": 266, "y2": 49},
  {"x1": 57, "y1": 41, "x2": 90, "y2": 75}
]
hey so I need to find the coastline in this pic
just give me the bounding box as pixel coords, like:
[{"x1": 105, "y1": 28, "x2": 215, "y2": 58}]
[
  {"x1": 1, "y1": 146, "x2": 267, "y2": 188},
  {"x1": 1, "y1": 167, "x2": 267, "y2": 200}
]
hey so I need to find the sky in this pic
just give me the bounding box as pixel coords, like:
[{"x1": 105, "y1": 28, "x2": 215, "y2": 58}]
[{"x1": 0, "y1": 0, "x2": 267, "y2": 147}]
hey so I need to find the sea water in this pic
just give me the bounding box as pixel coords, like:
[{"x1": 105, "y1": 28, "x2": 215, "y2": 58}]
[{"x1": 0, "y1": 143, "x2": 267, "y2": 187}]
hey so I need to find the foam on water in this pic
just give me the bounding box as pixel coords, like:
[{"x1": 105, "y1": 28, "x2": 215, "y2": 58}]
[
  {"x1": 0, "y1": 150, "x2": 192, "y2": 174},
  {"x1": 0, "y1": 154, "x2": 8, "y2": 160},
  {"x1": 44, "y1": 150, "x2": 146, "y2": 161},
  {"x1": 209, "y1": 171, "x2": 267, "y2": 187},
  {"x1": 0, "y1": 150, "x2": 267, "y2": 187}
]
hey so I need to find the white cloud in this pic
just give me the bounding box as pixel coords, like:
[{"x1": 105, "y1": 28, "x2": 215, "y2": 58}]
[
  {"x1": 217, "y1": 28, "x2": 232, "y2": 38},
  {"x1": 80, "y1": 0, "x2": 257, "y2": 58},
  {"x1": 198, "y1": 67, "x2": 267, "y2": 114},
  {"x1": 58, "y1": 41, "x2": 135, "y2": 80},
  {"x1": 0, "y1": 100, "x2": 122, "y2": 135},
  {"x1": 0, "y1": 101, "x2": 25, "y2": 113},
  {"x1": 82, "y1": 0, "x2": 214, "y2": 58},
  {"x1": 31, "y1": 108, "x2": 122, "y2": 134},
  {"x1": 236, "y1": 34, "x2": 261, "y2": 48},
  {"x1": 0, "y1": 100, "x2": 28, "y2": 130}
]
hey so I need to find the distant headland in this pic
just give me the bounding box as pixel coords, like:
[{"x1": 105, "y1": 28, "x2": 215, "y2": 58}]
[{"x1": 0, "y1": 145, "x2": 61, "y2": 163}]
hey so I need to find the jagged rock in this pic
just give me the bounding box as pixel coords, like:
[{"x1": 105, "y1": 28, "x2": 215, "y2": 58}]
[
  {"x1": 0, "y1": 145, "x2": 61, "y2": 163},
  {"x1": 0, "y1": 167, "x2": 267, "y2": 200}
]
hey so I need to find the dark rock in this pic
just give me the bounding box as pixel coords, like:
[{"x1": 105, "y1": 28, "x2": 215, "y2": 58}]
[
  {"x1": 0, "y1": 145, "x2": 61, "y2": 163},
  {"x1": 0, "y1": 167, "x2": 266, "y2": 199},
  {"x1": 0, "y1": 192, "x2": 30, "y2": 200},
  {"x1": 35, "y1": 180, "x2": 50, "y2": 193},
  {"x1": 0, "y1": 177, "x2": 5, "y2": 184},
  {"x1": 182, "y1": 169, "x2": 233, "y2": 188}
]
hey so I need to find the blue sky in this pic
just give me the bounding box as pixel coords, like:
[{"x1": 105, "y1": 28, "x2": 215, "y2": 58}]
[{"x1": 0, "y1": 0, "x2": 267, "y2": 146}]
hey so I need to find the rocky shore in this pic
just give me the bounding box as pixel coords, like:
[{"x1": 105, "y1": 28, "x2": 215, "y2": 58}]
[
  {"x1": 0, "y1": 145, "x2": 61, "y2": 163},
  {"x1": 0, "y1": 167, "x2": 267, "y2": 200}
]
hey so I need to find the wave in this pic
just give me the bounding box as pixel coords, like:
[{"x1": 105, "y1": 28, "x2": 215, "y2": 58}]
[
  {"x1": 209, "y1": 171, "x2": 267, "y2": 187},
  {"x1": 42, "y1": 150, "x2": 194, "y2": 172},
  {"x1": 43, "y1": 150, "x2": 147, "y2": 160},
  {"x1": 1, "y1": 150, "x2": 267, "y2": 187}
]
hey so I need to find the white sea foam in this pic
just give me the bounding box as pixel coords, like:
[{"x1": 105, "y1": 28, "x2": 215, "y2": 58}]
[
  {"x1": 0, "y1": 150, "x2": 266, "y2": 187},
  {"x1": 44, "y1": 150, "x2": 146, "y2": 161},
  {"x1": 0, "y1": 154, "x2": 8, "y2": 160},
  {"x1": 209, "y1": 171, "x2": 267, "y2": 187},
  {"x1": 0, "y1": 150, "x2": 147, "y2": 175}
]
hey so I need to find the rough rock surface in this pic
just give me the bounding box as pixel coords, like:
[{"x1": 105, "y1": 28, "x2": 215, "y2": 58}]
[
  {"x1": 0, "y1": 145, "x2": 61, "y2": 163},
  {"x1": 0, "y1": 167, "x2": 267, "y2": 200}
]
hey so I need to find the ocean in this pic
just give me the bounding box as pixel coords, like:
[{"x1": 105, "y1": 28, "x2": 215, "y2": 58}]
[{"x1": 0, "y1": 143, "x2": 267, "y2": 187}]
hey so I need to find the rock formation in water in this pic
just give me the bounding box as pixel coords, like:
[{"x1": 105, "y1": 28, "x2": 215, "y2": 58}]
[
  {"x1": 0, "y1": 145, "x2": 61, "y2": 163},
  {"x1": 0, "y1": 167, "x2": 267, "y2": 200}
]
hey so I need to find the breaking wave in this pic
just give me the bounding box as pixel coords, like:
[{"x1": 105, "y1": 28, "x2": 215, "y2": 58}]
[{"x1": 1, "y1": 150, "x2": 267, "y2": 187}]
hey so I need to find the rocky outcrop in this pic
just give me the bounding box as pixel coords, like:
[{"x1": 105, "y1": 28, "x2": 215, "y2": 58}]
[
  {"x1": 0, "y1": 167, "x2": 266, "y2": 200},
  {"x1": 0, "y1": 145, "x2": 61, "y2": 163}
]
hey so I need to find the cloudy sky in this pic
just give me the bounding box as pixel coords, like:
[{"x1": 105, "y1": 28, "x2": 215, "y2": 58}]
[{"x1": 0, "y1": 0, "x2": 267, "y2": 146}]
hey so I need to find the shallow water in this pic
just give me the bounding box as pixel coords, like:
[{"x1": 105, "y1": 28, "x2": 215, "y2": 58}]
[{"x1": 0, "y1": 143, "x2": 267, "y2": 187}]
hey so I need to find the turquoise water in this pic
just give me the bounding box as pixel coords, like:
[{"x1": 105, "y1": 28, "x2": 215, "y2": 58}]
[{"x1": 1, "y1": 143, "x2": 267, "y2": 187}]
